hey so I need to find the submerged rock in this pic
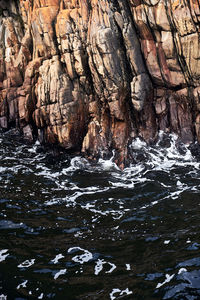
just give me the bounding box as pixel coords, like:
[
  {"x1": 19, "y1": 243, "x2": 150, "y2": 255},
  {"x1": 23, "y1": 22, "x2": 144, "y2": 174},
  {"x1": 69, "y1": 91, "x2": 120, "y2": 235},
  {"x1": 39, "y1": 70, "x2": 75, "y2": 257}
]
[{"x1": 0, "y1": 0, "x2": 200, "y2": 167}]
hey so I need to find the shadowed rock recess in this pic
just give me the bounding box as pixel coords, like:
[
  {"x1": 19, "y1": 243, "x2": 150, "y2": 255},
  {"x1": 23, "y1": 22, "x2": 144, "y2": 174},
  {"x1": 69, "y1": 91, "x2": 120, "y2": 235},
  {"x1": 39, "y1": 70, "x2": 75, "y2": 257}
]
[{"x1": 0, "y1": 0, "x2": 200, "y2": 168}]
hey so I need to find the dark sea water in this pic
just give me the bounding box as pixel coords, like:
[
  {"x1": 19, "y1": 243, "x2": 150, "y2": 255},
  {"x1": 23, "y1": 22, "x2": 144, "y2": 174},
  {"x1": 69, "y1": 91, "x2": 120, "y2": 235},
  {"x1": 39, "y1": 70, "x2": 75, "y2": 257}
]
[{"x1": 1, "y1": 129, "x2": 200, "y2": 300}]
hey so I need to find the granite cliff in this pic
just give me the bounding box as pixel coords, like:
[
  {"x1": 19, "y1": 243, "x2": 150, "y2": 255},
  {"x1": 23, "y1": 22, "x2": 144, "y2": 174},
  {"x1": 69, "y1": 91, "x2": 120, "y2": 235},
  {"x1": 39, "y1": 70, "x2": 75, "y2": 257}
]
[{"x1": 0, "y1": 0, "x2": 200, "y2": 168}]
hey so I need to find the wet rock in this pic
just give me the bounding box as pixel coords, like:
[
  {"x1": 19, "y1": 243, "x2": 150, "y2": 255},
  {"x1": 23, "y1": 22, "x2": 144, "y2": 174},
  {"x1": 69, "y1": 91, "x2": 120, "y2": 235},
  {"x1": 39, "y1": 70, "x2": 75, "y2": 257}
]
[
  {"x1": 0, "y1": 116, "x2": 8, "y2": 129},
  {"x1": 23, "y1": 124, "x2": 33, "y2": 141},
  {"x1": 0, "y1": 0, "x2": 200, "y2": 167},
  {"x1": 157, "y1": 134, "x2": 172, "y2": 149},
  {"x1": 189, "y1": 143, "x2": 200, "y2": 161}
]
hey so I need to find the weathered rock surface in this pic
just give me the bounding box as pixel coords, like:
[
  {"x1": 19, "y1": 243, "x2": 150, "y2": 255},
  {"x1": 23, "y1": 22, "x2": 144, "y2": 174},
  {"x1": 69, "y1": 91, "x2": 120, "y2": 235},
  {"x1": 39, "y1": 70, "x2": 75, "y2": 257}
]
[{"x1": 0, "y1": 0, "x2": 200, "y2": 167}]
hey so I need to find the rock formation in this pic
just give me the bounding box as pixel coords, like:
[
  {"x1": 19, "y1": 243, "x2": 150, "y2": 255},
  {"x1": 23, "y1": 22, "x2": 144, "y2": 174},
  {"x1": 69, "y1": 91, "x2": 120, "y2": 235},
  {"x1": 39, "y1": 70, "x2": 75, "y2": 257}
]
[{"x1": 0, "y1": 0, "x2": 200, "y2": 168}]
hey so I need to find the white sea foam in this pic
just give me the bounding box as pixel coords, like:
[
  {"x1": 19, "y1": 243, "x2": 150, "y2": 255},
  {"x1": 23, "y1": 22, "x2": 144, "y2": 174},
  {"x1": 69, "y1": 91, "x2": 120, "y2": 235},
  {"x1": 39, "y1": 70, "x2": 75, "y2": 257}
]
[
  {"x1": 38, "y1": 293, "x2": 44, "y2": 299},
  {"x1": 17, "y1": 280, "x2": 28, "y2": 289},
  {"x1": 94, "y1": 259, "x2": 104, "y2": 275},
  {"x1": 94, "y1": 259, "x2": 116, "y2": 275},
  {"x1": 54, "y1": 269, "x2": 67, "y2": 280},
  {"x1": 110, "y1": 288, "x2": 133, "y2": 300},
  {"x1": 109, "y1": 181, "x2": 134, "y2": 188},
  {"x1": 98, "y1": 158, "x2": 120, "y2": 171},
  {"x1": 51, "y1": 254, "x2": 65, "y2": 264},
  {"x1": 0, "y1": 167, "x2": 7, "y2": 173},
  {"x1": 129, "y1": 132, "x2": 199, "y2": 174},
  {"x1": 18, "y1": 259, "x2": 35, "y2": 268},
  {"x1": 131, "y1": 137, "x2": 147, "y2": 150},
  {"x1": 164, "y1": 240, "x2": 170, "y2": 245},
  {"x1": 156, "y1": 274, "x2": 175, "y2": 289},
  {"x1": 178, "y1": 268, "x2": 187, "y2": 274},
  {"x1": 28, "y1": 146, "x2": 37, "y2": 153},
  {"x1": 1, "y1": 130, "x2": 200, "y2": 299},
  {"x1": 45, "y1": 187, "x2": 110, "y2": 208},
  {"x1": 61, "y1": 157, "x2": 91, "y2": 173},
  {"x1": 0, "y1": 249, "x2": 9, "y2": 262},
  {"x1": 36, "y1": 168, "x2": 60, "y2": 180},
  {"x1": 68, "y1": 247, "x2": 93, "y2": 264},
  {"x1": 35, "y1": 132, "x2": 200, "y2": 221}
]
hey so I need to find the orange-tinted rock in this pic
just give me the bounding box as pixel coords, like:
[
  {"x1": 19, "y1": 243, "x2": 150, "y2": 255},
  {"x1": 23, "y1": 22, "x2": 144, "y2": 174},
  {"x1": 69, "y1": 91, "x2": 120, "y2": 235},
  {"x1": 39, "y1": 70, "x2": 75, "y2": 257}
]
[{"x1": 0, "y1": 0, "x2": 200, "y2": 167}]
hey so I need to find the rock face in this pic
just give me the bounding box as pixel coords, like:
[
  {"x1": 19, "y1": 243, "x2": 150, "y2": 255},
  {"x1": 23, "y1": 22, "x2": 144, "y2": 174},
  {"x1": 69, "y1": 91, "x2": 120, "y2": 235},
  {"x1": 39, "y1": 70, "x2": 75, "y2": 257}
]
[{"x1": 0, "y1": 0, "x2": 200, "y2": 167}]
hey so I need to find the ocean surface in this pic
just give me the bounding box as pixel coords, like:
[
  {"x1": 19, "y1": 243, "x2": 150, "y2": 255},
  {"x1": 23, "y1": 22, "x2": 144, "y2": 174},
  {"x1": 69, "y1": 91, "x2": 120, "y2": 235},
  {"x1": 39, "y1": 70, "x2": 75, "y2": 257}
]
[{"x1": 1, "y1": 129, "x2": 200, "y2": 300}]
